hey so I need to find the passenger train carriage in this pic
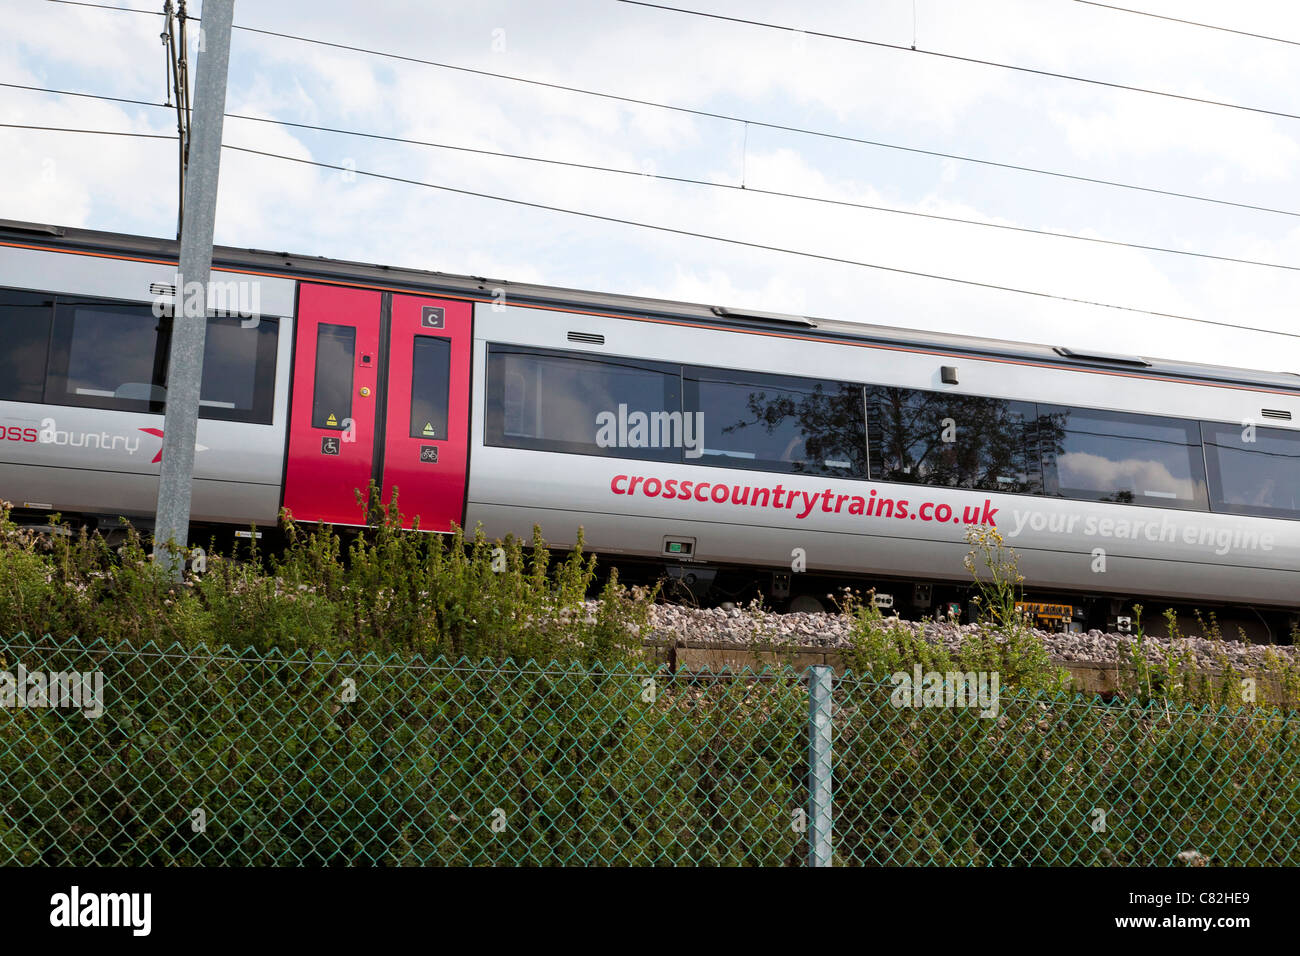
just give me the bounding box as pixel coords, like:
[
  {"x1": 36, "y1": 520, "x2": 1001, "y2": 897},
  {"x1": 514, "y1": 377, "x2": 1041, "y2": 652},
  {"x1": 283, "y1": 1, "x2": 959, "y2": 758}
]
[{"x1": 1, "y1": 219, "x2": 1297, "y2": 637}]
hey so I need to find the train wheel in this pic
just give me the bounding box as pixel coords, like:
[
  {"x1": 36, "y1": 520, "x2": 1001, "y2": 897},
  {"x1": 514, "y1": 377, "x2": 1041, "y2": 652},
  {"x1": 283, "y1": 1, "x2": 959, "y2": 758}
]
[{"x1": 788, "y1": 594, "x2": 827, "y2": 614}]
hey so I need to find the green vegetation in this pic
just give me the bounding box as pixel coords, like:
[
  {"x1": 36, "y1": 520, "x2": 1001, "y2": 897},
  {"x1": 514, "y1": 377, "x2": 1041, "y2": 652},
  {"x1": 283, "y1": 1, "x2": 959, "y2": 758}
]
[
  {"x1": 0, "y1": 496, "x2": 654, "y2": 665},
  {"x1": 1, "y1": 631, "x2": 1294, "y2": 866},
  {"x1": 1112, "y1": 606, "x2": 1300, "y2": 710},
  {"x1": 841, "y1": 526, "x2": 1068, "y2": 694},
  {"x1": 841, "y1": 525, "x2": 1299, "y2": 709},
  {"x1": 832, "y1": 677, "x2": 1300, "y2": 866},
  {"x1": 0, "y1": 509, "x2": 1296, "y2": 866},
  {"x1": 829, "y1": 531, "x2": 1300, "y2": 866}
]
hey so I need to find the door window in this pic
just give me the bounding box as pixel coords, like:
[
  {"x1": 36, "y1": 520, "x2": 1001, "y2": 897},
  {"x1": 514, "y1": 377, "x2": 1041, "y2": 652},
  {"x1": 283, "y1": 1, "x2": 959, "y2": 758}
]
[
  {"x1": 311, "y1": 323, "x2": 355, "y2": 429},
  {"x1": 409, "y1": 336, "x2": 451, "y2": 440}
]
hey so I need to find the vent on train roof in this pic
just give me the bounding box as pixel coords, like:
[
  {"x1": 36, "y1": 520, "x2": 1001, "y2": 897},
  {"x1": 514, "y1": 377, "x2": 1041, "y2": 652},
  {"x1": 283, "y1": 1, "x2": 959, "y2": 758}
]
[
  {"x1": 149, "y1": 282, "x2": 176, "y2": 297},
  {"x1": 1261, "y1": 409, "x2": 1292, "y2": 421},
  {"x1": 567, "y1": 331, "x2": 605, "y2": 345},
  {"x1": 1053, "y1": 346, "x2": 1151, "y2": 367},
  {"x1": 710, "y1": 306, "x2": 817, "y2": 328},
  {"x1": 0, "y1": 220, "x2": 65, "y2": 237}
]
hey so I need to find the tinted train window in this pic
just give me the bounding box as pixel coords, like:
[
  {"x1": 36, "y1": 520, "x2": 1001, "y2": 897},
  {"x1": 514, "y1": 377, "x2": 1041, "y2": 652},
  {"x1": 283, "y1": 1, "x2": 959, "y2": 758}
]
[
  {"x1": 1203, "y1": 421, "x2": 1300, "y2": 519},
  {"x1": 683, "y1": 368, "x2": 866, "y2": 478},
  {"x1": 0, "y1": 289, "x2": 53, "y2": 404},
  {"x1": 485, "y1": 345, "x2": 680, "y2": 460},
  {"x1": 867, "y1": 386, "x2": 1041, "y2": 493},
  {"x1": 409, "y1": 336, "x2": 451, "y2": 440},
  {"x1": 198, "y1": 316, "x2": 279, "y2": 423},
  {"x1": 47, "y1": 300, "x2": 169, "y2": 412},
  {"x1": 1039, "y1": 405, "x2": 1207, "y2": 510},
  {"x1": 45, "y1": 300, "x2": 277, "y2": 422},
  {"x1": 312, "y1": 324, "x2": 355, "y2": 429}
]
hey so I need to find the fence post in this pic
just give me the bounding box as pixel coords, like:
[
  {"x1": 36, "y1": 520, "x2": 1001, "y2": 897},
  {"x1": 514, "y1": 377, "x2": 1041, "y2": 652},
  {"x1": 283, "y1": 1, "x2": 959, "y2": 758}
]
[{"x1": 807, "y1": 665, "x2": 833, "y2": 867}]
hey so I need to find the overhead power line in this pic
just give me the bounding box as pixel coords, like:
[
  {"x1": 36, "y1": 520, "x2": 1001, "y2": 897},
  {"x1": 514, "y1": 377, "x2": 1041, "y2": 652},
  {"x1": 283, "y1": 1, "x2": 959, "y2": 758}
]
[
  {"x1": 46, "y1": 0, "x2": 1300, "y2": 51},
  {"x1": 1073, "y1": 1, "x2": 1300, "y2": 48},
  {"x1": 32, "y1": 3, "x2": 1300, "y2": 219},
  {"x1": 0, "y1": 80, "x2": 161, "y2": 109},
  {"x1": 220, "y1": 28, "x2": 1300, "y2": 220},
  {"x1": 219, "y1": 113, "x2": 1300, "y2": 274},
  {"x1": 43, "y1": 0, "x2": 163, "y2": 13},
  {"x1": 0, "y1": 121, "x2": 173, "y2": 140},
  {"x1": 3, "y1": 119, "x2": 1294, "y2": 340},
  {"x1": 6, "y1": 80, "x2": 1299, "y2": 273},
  {"x1": 617, "y1": 0, "x2": 1300, "y2": 123},
  {"x1": 217, "y1": 142, "x2": 1298, "y2": 340}
]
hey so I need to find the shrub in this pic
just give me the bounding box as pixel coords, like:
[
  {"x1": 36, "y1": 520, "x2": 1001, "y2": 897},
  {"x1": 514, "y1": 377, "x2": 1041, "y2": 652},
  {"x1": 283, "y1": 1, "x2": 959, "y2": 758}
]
[
  {"x1": 841, "y1": 527, "x2": 1068, "y2": 694},
  {"x1": 0, "y1": 497, "x2": 655, "y2": 667}
]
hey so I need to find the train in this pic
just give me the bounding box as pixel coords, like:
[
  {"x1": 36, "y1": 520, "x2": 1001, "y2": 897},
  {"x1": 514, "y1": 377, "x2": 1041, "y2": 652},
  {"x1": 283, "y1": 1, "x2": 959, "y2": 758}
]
[{"x1": 1, "y1": 218, "x2": 1297, "y2": 640}]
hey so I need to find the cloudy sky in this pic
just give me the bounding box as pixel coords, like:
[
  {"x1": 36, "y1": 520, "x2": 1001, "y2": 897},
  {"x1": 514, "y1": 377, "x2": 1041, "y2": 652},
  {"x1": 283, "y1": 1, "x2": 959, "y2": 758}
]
[{"x1": 2, "y1": 0, "x2": 1298, "y2": 374}]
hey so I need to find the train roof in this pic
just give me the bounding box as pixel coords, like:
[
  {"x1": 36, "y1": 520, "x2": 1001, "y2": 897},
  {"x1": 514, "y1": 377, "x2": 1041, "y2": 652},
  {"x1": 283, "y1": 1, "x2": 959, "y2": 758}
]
[{"x1": 3, "y1": 217, "x2": 1297, "y2": 395}]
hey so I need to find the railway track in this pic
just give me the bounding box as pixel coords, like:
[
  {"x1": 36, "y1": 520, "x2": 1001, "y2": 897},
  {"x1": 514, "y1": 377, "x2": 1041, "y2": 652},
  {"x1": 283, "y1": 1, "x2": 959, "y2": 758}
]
[{"x1": 639, "y1": 600, "x2": 1300, "y2": 669}]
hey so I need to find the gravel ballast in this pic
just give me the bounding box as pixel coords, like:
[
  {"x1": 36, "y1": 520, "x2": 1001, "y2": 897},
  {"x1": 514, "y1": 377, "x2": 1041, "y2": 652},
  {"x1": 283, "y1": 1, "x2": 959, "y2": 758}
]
[{"x1": 642, "y1": 603, "x2": 1299, "y2": 671}]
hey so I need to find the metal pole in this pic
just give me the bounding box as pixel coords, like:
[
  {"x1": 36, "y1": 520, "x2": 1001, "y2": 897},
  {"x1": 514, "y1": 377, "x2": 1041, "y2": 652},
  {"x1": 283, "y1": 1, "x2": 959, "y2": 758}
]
[
  {"x1": 153, "y1": 0, "x2": 235, "y2": 576},
  {"x1": 164, "y1": 0, "x2": 189, "y2": 238},
  {"x1": 807, "y1": 665, "x2": 833, "y2": 867}
]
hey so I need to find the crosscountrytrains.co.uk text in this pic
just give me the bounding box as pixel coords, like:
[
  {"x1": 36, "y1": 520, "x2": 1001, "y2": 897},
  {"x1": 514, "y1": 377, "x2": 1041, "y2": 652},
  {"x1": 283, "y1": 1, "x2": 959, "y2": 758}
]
[{"x1": 610, "y1": 474, "x2": 999, "y2": 525}]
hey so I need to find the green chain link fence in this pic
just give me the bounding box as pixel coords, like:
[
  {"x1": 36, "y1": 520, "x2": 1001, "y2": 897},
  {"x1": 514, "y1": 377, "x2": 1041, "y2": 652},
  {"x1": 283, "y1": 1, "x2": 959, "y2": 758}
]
[{"x1": 0, "y1": 634, "x2": 1296, "y2": 865}]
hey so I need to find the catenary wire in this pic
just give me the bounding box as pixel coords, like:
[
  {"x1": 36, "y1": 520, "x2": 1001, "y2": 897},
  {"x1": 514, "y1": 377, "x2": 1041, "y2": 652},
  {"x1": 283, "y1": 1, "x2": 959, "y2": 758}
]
[
  {"x1": 27, "y1": 4, "x2": 1300, "y2": 219},
  {"x1": 3, "y1": 122, "x2": 1296, "y2": 339},
  {"x1": 42, "y1": 0, "x2": 164, "y2": 13},
  {"x1": 617, "y1": 0, "x2": 1300, "y2": 122},
  {"x1": 218, "y1": 142, "x2": 1300, "y2": 340},
  {"x1": 4, "y1": 79, "x2": 1297, "y2": 272},
  {"x1": 221, "y1": 26, "x2": 1300, "y2": 220},
  {"x1": 0, "y1": 122, "x2": 173, "y2": 140},
  {"x1": 216, "y1": 112, "x2": 1300, "y2": 274},
  {"x1": 1073, "y1": 1, "x2": 1300, "y2": 48}
]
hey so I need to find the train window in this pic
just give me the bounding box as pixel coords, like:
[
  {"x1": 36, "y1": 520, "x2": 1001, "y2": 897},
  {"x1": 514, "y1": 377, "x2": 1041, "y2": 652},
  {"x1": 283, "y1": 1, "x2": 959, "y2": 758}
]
[
  {"x1": 866, "y1": 386, "x2": 1041, "y2": 493},
  {"x1": 312, "y1": 323, "x2": 355, "y2": 430},
  {"x1": 1038, "y1": 405, "x2": 1208, "y2": 510},
  {"x1": 44, "y1": 299, "x2": 278, "y2": 422},
  {"x1": 197, "y1": 316, "x2": 279, "y2": 424},
  {"x1": 46, "y1": 300, "x2": 170, "y2": 413},
  {"x1": 683, "y1": 367, "x2": 867, "y2": 478},
  {"x1": 409, "y1": 336, "x2": 451, "y2": 440},
  {"x1": 1202, "y1": 421, "x2": 1300, "y2": 520},
  {"x1": 485, "y1": 345, "x2": 680, "y2": 460},
  {"x1": 0, "y1": 289, "x2": 53, "y2": 404}
]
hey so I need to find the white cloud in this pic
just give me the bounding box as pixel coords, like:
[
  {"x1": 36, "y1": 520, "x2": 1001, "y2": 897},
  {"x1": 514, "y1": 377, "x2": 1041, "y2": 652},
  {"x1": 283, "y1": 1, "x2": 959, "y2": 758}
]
[{"x1": 1, "y1": 0, "x2": 1297, "y2": 377}]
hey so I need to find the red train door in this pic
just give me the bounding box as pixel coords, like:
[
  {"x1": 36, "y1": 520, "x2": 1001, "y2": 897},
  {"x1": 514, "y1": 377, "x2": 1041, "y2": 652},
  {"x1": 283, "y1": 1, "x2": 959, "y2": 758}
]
[
  {"x1": 378, "y1": 293, "x2": 472, "y2": 531},
  {"x1": 283, "y1": 283, "x2": 471, "y2": 530},
  {"x1": 284, "y1": 284, "x2": 382, "y2": 526}
]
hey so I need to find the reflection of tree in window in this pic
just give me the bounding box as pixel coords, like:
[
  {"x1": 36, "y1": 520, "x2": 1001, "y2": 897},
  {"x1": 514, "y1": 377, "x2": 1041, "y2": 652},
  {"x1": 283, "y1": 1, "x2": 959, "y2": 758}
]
[
  {"x1": 699, "y1": 373, "x2": 866, "y2": 477},
  {"x1": 868, "y1": 387, "x2": 1041, "y2": 492}
]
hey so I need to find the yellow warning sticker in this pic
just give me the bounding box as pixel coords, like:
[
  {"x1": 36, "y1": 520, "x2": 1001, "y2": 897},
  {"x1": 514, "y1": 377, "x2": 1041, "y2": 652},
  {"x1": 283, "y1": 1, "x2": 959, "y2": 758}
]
[
  {"x1": 326, "y1": 413, "x2": 338, "y2": 426},
  {"x1": 422, "y1": 422, "x2": 435, "y2": 436}
]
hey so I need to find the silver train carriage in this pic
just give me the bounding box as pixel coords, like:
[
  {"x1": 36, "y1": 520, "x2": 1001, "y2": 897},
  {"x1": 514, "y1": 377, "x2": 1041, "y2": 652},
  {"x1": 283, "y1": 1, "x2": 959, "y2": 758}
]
[{"x1": 1, "y1": 219, "x2": 1297, "y2": 638}]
